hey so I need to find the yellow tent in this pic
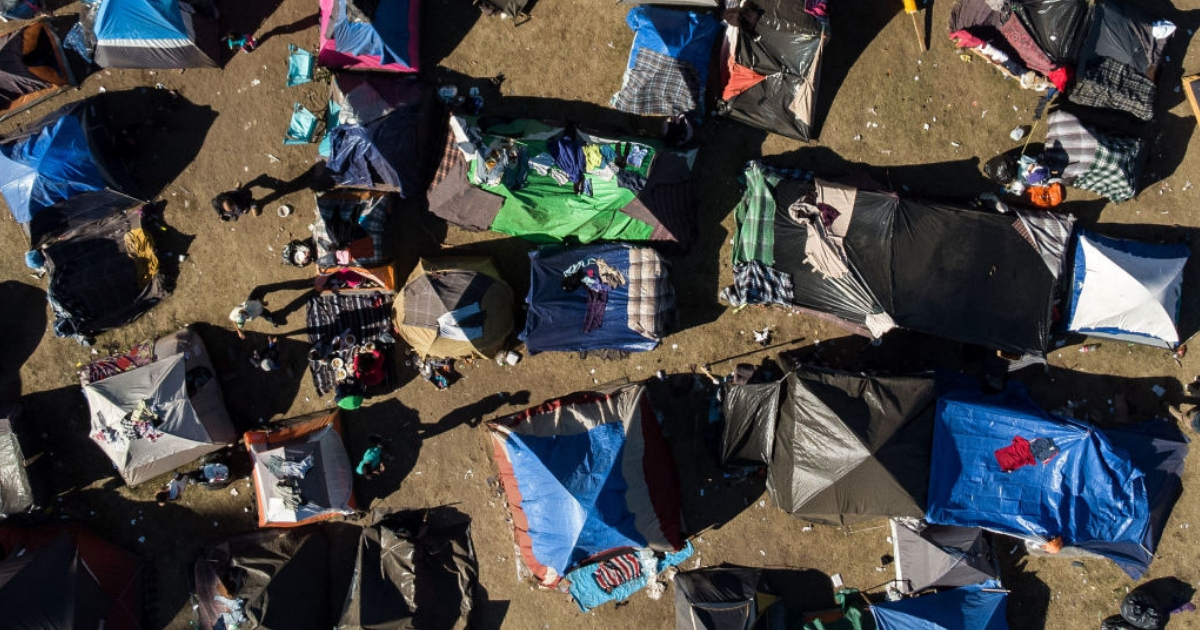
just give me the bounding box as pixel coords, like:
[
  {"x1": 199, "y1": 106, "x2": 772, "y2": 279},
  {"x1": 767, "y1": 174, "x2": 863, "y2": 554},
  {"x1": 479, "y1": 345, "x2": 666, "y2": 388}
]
[{"x1": 394, "y1": 257, "x2": 514, "y2": 359}]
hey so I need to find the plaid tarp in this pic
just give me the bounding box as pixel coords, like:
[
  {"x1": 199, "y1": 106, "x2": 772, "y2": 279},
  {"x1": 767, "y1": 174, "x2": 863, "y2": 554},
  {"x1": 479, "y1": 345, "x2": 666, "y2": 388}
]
[
  {"x1": 1073, "y1": 134, "x2": 1144, "y2": 202},
  {"x1": 313, "y1": 194, "x2": 392, "y2": 268},
  {"x1": 612, "y1": 48, "x2": 703, "y2": 117},
  {"x1": 1044, "y1": 110, "x2": 1098, "y2": 182},
  {"x1": 719, "y1": 261, "x2": 796, "y2": 307},
  {"x1": 626, "y1": 246, "x2": 675, "y2": 340},
  {"x1": 305, "y1": 293, "x2": 394, "y2": 395},
  {"x1": 1069, "y1": 56, "x2": 1157, "y2": 122}
]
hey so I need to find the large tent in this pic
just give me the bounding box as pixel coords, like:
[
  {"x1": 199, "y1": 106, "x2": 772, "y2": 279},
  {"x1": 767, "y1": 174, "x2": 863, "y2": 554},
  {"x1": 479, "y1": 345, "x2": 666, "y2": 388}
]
[
  {"x1": 488, "y1": 384, "x2": 685, "y2": 586},
  {"x1": 427, "y1": 115, "x2": 698, "y2": 249},
  {"x1": 521, "y1": 243, "x2": 675, "y2": 354},
  {"x1": 245, "y1": 410, "x2": 355, "y2": 528},
  {"x1": 318, "y1": 0, "x2": 419, "y2": 72},
  {"x1": 722, "y1": 161, "x2": 1074, "y2": 354},
  {"x1": 395, "y1": 257, "x2": 514, "y2": 359},
  {"x1": 0, "y1": 22, "x2": 74, "y2": 123},
  {"x1": 325, "y1": 73, "x2": 434, "y2": 196},
  {"x1": 0, "y1": 404, "x2": 35, "y2": 516},
  {"x1": 611, "y1": 5, "x2": 721, "y2": 117},
  {"x1": 1066, "y1": 231, "x2": 1188, "y2": 348},
  {"x1": 871, "y1": 583, "x2": 1009, "y2": 630},
  {"x1": 890, "y1": 521, "x2": 999, "y2": 595},
  {"x1": 0, "y1": 525, "x2": 144, "y2": 630},
  {"x1": 83, "y1": 327, "x2": 235, "y2": 486},
  {"x1": 927, "y1": 383, "x2": 1188, "y2": 578},
  {"x1": 86, "y1": 0, "x2": 219, "y2": 69},
  {"x1": 767, "y1": 367, "x2": 936, "y2": 525},
  {"x1": 716, "y1": 0, "x2": 828, "y2": 141}
]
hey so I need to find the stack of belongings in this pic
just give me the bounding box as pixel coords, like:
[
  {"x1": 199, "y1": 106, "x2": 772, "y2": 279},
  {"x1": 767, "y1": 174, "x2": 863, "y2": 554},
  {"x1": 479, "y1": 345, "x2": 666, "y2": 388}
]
[
  {"x1": 394, "y1": 257, "x2": 515, "y2": 360},
  {"x1": 927, "y1": 380, "x2": 1188, "y2": 579},
  {"x1": 244, "y1": 410, "x2": 355, "y2": 528},
  {"x1": 1042, "y1": 108, "x2": 1147, "y2": 202},
  {"x1": 611, "y1": 4, "x2": 722, "y2": 119},
  {"x1": 948, "y1": 0, "x2": 1175, "y2": 122},
  {"x1": 81, "y1": 327, "x2": 236, "y2": 487},
  {"x1": 426, "y1": 115, "x2": 698, "y2": 250},
  {"x1": 194, "y1": 507, "x2": 479, "y2": 630},
  {"x1": 488, "y1": 384, "x2": 693, "y2": 611},
  {"x1": 0, "y1": 22, "x2": 75, "y2": 122},
  {"x1": 716, "y1": 0, "x2": 830, "y2": 141},
  {"x1": 721, "y1": 161, "x2": 1074, "y2": 356},
  {"x1": 318, "y1": 0, "x2": 419, "y2": 72},
  {"x1": 323, "y1": 73, "x2": 436, "y2": 196},
  {"x1": 521, "y1": 243, "x2": 675, "y2": 354}
]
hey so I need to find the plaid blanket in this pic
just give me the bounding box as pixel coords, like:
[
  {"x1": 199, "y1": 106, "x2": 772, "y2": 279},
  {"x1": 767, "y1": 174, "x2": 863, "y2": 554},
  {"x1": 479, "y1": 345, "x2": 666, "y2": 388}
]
[
  {"x1": 305, "y1": 293, "x2": 394, "y2": 395},
  {"x1": 1044, "y1": 110, "x2": 1097, "y2": 182},
  {"x1": 732, "y1": 162, "x2": 809, "y2": 266},
  {"x1": 612, "y1": 48, "x2": 703, "y2": 117},
  {"x1": 313, "y1": 195, "x2": 392, "y2": 268},
  {"x1": 1069, "y1": 56, "x2": 1156, "y2": 121},
  {"x1": 1073, "y1": 134, "x2": 1144, "y2": 202},
  {"x1": 626, "y1": 246, "x2": 674, "y2": 340},
  {"x1": 720, "y1": 261, "x2": 796, "y2": 307}
]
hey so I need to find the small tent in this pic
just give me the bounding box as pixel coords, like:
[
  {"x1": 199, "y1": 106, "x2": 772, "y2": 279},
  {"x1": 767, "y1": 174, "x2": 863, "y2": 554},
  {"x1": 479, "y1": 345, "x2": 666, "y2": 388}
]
[
  {"x1": 318, "y1": 0, "x2": 419, "y2": 72},
  {"x1": 1067, "y1": 231, "x2": 1188, "y2": 348},
  {"x1": 395, "y1": 257, "x2": 514, "y2": 359},
  {"x1": 716, "y1": 0, "x2": 828, "y2": 141},
  {"x1": 0, "y1": 525, "x2": 144, "y2": 630},
  {"x1": 427, "y1": 115, "x2": 698, "y2": 248},
  {"x1": 83, "y1": 327, "x2": 235, "y2": 486},
  {"x1": 87, "y1": 0, "x2": 218, "y2": 68},
  {"x1": 0, "y1": 22, "x2": 74, "y2": 123},
  {"x1": 0, "y1": 404, "x2": 35, "y2": 516},
  {"x1": 767, "y1": 367, "x2": 936, "y2": 525},
  {"x1": 488, "y1": 384, "x2": 685, "y2": 587},
  {"x1": 871, "y1": 583, "x2": 1009, "y2": 630},
  {"x1": 521, "y1": 243, "x2": 675, "y2": 354},
  {"x1": 245, "y1": 410, "x2": 355, "y2": 527},
  {"x1": 1043, "y1": 109, "x2": 1145, "y2": 203},
  {"x1": 612, "y1": 5, "x2": 721, "y2": 117},
  {"x1": 674, "y1": 566, "x2": 766, "y2": 630},
  {"x1": 720, "y1": 379, "x2": 781, "y2": 467},
  {"x1": 890, "y1": 521, "x2": 999, "y2": 595}
]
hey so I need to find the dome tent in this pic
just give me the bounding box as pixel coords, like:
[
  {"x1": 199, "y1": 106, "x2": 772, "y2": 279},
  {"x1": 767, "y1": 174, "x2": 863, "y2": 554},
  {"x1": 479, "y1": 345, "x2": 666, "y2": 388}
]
[{"x1": 395, "y1": 257, "x2": 514, "y2": 359}]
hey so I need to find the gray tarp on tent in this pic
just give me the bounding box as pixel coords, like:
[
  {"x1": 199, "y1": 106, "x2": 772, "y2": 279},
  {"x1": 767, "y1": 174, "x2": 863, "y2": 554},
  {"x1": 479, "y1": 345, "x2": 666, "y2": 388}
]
[
  {"x1": 720, "y1": 381, "x2": 780, "y2": 467},
  {"x1": 675, "y1": 566, "x2": 763, "y2": 630},
  {"x1": 0, "y1": 404, "x2": 33, "y2": 516},
  {"x1": 767, "y1": 367, "x2": 936, "y2": 525},
  {"x1": 83, "y1": 327, "x2": 236, "y2": 486},
  {"x1": 891, "y1": 520, "x2": 999, "y2": 594}
]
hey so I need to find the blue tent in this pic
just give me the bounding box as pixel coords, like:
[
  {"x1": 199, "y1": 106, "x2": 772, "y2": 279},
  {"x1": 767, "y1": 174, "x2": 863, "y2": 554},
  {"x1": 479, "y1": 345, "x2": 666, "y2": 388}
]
[
  {"x1": 926, "y1": 383, "x2": 1186, "y2": 578},
  {"x1": 318, "y1": 0, "x2": 419, "y2": 72},
  {"x1": 90, "y1": 0, "x2": 217, "y2": 68},
  {"x1": 872, "y1": 583, "x2": 1009, "y2": 630},
  {"x1": 612, "y1": 5, "x2": 721, "y2": 116},
  {"x1": 520, "y1": 243, "x2": 675, "y2": 354}
]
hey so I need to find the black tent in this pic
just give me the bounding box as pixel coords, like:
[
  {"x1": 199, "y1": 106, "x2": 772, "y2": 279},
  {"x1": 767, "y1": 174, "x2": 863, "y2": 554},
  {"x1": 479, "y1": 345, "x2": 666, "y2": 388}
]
[
  {"x1": 720, "y1": 380, "x2": 781, "y2": 467},
  {"x1": 890, "y1": 520, "x2": 999, "y2": 594},
  {"x1": 767, "y1": 367, "x2": 936, "y2": 525},
  {"x1": 675, "y1": 566, "x2": 764, "y2": 630}
]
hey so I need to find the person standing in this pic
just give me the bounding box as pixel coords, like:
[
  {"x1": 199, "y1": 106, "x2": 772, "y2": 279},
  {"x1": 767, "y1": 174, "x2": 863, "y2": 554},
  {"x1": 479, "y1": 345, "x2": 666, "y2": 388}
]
[
  {"x1": 211, "y1": 188, "x2": 258, "y2": 221},
  {"x1": 356, "y1": 435, "x2": 388, "y2": 479},
  {"x1": 229, "y1": 299, "x2": 282, "y2": 340}
]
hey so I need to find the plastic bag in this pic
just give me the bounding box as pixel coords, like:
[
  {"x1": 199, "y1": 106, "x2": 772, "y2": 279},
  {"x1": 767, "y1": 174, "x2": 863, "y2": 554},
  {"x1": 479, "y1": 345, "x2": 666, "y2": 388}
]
[
  {"x1": 984, "y1": 154, "x2": 1017, "y2": 185},
  {"x1": 1121, "y1": 587, "x2": 1167, "y2": 630}
]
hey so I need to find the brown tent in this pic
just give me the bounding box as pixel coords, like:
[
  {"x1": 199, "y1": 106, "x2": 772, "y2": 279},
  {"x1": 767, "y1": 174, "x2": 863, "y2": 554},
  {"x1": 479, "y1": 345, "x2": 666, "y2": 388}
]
[
  {"x1": 395, "y1": 257, "x2": 514, "y2": 359},
  {"x1": 0, "y1": 22, "x2": 73, "y2": 123}
]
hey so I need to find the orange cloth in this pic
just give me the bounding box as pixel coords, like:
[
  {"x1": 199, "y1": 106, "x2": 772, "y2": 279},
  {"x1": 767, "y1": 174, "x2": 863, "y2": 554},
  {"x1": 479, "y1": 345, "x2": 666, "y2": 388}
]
[
  {"x1": 1043, "y1": 536, "x2": 1064, "y2": 554},
  {"x1": 723, "y1": 59, "x2": 768, "y2": 101}
]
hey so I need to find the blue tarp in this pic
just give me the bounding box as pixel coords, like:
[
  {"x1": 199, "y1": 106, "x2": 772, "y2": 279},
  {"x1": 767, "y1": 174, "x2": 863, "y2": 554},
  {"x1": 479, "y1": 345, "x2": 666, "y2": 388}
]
[
  {"x1": 0, "y1": 111, "x2": 108, "y2": 224},
  {"x1": 926, "y1": 383, "x2": 1167, "y2": 578},
  {"x1": 872, "y1": 583, "x2": 1009, "y2": 630},
  {"x1": 93, "y1": 0, "x2": 190, "y2": 43},
  {"x1": 626, "y1": 6, "x2": 720, "y2": 85}
]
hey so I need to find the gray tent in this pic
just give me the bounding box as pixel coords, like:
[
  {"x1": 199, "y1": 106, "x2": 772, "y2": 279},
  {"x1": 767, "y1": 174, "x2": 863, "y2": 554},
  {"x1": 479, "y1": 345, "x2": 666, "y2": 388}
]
[
  {"x1": 0, "y1": 404, "x2": 34, "y2": 516},
  {"x1": 890, "y1": 520, "x2": 999, "y2": 594},
  {"x1": 766, "y1": 367, "x2": 936, "y2": 525},
  {"x1": 720, "y1": 381, "x2": 781, "y2": 467},
  {"x1": 82, "y1": 327, "x2": 236, "y2": 486}
]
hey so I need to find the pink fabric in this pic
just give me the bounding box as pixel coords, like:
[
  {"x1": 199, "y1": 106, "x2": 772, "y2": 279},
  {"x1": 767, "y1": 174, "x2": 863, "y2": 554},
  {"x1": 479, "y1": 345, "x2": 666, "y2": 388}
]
[
  {"x1": 317, "y1": 0, "x2": 420, "y2": 72},
  {"x1": 999, "y1": 14, "x2": 1055, "y2": 75},
  {"x1": 949, "y1": 29, "x2": 985, "y2": 49}
]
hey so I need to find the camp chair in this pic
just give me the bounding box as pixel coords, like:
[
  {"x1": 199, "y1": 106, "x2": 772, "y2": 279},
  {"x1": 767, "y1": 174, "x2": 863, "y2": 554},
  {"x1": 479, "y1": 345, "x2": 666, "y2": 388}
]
[
  {"x1": 284, "y1": 103, "x2": 319, "y2": 145},
  {"x1": 286, "y1": 45, "x2": 315, "y2": 87}
]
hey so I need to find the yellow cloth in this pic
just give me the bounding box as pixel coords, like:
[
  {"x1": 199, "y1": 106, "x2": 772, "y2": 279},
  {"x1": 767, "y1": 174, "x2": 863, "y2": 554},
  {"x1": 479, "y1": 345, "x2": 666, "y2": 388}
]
[
  {"x1": 124, "y1": 228, "x2": 160, "y2": 288},
  {"x1": 583, "y1": 145, "x2": 603, "y2": 171}
]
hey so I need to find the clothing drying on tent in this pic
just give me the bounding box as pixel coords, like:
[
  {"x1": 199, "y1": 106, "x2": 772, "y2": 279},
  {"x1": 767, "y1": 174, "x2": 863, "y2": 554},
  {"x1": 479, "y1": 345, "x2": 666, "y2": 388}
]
[
  {"x1": 722, "y1": 161, "x2": 1074, "y2": 355},
  {"x1": 716, "y1": 0, "x2": 829, "y2": 141},
  {"x1": 313, "y1": 189, "x2": 393, "y2": 273},
  {"x1": 395, "y1": 257, "x2": 514, "y2": 359},
  {"x1": 521, "y1": 243, "x2": 675, "y2": 354},
  {"x1": 82, "y1": 328, "x2": 236, "y2": 486},
  {"x1": 0, "y1": 525, "x2": 144, "y2": 630},
  {"x1": 767, "y1": 367, "x2": 936, "y2": 525},
  {"x1": 871, "y1": 582, "x2": 1009, "y2": 630},
  {"x1": 0, "y1": 404, "x2": 36, "y2": 516},
  {"x1": 37, "y1": 193, "x2": 169, "y2": 342},
  {"x1": 948, "y1": 0, "x2": 1172, "y2": 120},
  {"x1": 245, "y1": 410, "x2": 354, "y2": 528},
  {"x1": 318, "y1": 0, "x2": 419, "y2": 72},
  {"x1": 890, "y1": 521, "x2": 999, "y2": 594},
  {"x1": 1067, "y1": 230, "x2": 1188, "y2": 348},
  {"x1": 305, "y1": 290, "x2": 394, "y2": 396},
  {"x1": 611, "y1": 6, "x2": 721, "y2": 118},
  {"x1": 83, "y1": 0, "x2": 219, "y2": 68},
  {"x1": 427, "y1": 115, "x2": 698, "y2": 249},
  {"x1": 720, "y1": 378, "x2": 781, "y2": 467},
  {"x1": 1043, "y1": 109, "x2": 1146, "y2": 202},
  {"x1": 488, "y1": 384, "x2": 685, "y2": 592},
  {"x1": 325, "y1": 73, "x2": 434, "y2": 196},
  {"x1": 927, "y1": 382, "x2": 1188, "y2": 578},
  {"x1": 0, "y1": 22, "x2": 74, "y2": 123}
]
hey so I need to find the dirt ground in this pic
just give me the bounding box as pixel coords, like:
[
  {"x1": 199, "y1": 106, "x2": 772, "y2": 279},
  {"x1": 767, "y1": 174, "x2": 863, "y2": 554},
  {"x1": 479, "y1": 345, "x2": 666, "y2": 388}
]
[{"x1": 2, "y1": 0, "x2": 1200, "y2": 628}]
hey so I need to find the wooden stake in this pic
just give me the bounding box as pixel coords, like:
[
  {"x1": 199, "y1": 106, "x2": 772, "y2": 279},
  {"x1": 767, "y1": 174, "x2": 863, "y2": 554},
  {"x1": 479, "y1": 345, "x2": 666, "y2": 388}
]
[{"x1": 911, "y1": 11, "x2": 926, "y2": 52}]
